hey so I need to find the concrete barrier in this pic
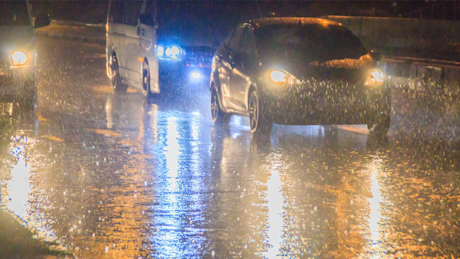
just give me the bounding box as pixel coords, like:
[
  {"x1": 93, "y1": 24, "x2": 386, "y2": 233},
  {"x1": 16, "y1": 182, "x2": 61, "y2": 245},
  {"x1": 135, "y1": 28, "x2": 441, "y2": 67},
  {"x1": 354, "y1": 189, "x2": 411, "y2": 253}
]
[
  {"x1": 323, "y1": 15, "x2": 460, "y2": 52},
  {"x1": 322, "y1": 16, "x2": 460, "y2": 94}
]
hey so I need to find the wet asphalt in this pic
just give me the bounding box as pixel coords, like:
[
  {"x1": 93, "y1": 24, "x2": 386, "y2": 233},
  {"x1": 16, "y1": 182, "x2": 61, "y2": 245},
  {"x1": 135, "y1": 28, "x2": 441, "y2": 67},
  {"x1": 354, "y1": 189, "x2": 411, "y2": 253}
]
[{"x1": 1, "y1": 37, "x2": 460, "y2": 258}]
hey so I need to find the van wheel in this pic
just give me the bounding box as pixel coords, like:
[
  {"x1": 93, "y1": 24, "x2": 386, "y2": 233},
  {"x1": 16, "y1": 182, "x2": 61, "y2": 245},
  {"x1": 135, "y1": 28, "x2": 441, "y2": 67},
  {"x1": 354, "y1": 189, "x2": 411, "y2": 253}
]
[
  {"x1": 111, "y1": 54, "x2": 127, "y2": 92},
  {"x1": 142, "y1": 61, "x2": 152, "y2": 98}
]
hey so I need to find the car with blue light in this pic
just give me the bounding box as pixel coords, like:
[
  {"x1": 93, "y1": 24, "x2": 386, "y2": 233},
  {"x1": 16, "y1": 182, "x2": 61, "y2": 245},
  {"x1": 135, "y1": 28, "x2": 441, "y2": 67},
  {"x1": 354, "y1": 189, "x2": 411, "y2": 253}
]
[
  {"x1": 210, "y1": 17, "x2": 391, "y2": 136},
  {"x1": 182, "y1": 45, "x2": 215, "y2": 83},
  {"x1": 0, "y1": 0, "x2": 49, "y2": 106},
  {"x1": 157, "y1": 44, "x2": 183, "y2": 61}
]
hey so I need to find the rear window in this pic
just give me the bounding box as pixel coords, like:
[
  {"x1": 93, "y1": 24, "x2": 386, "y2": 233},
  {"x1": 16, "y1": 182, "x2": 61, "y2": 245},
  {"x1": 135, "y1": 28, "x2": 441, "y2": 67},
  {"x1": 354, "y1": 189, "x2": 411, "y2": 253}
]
[
  {"x1": 0, "y1": 1, "x2": 30, "y2": 26},
  {"x1": 254, "y1": 24, "x2": 367, "y2": 62}
]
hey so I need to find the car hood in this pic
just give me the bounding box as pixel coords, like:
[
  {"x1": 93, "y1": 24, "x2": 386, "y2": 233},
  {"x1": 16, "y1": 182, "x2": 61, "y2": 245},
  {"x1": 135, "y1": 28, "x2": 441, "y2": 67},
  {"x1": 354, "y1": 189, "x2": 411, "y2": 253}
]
[
  {"x1": 0, "y1": 26, "x2": 34, "y2": 58},
  {"x1": 262, "y1": 54, "x2": 376, "y2": 83}
]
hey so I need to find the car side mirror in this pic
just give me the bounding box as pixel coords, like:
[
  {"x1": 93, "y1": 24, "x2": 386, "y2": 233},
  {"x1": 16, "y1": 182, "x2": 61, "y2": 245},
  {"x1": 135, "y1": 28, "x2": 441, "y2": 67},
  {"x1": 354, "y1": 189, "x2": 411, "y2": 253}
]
[
  {"x1": 34, "y1": 13, "x2": 50, "y2": 29},
  {"x1": 139, "y1": 13, "x2": 155, "y2": 27},
  {"x1": 369, "y1": 50, "x2": 383, "y2": 61}
]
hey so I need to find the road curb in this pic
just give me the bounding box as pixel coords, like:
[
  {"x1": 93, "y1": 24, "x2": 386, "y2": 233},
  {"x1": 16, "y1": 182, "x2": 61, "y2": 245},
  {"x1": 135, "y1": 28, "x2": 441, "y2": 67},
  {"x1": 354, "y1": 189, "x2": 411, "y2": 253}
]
[{"x1": 34, "y1": 30, "x2": 105, "y2": 45}]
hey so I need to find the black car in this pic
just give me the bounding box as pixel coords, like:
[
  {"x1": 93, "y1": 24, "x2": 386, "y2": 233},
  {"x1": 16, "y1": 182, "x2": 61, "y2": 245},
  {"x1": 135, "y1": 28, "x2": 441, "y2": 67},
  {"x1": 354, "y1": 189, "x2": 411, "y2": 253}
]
[
  {"x1": 182, "y1": 45, "x2": 215, "y2": 83},
  {"x1": 210, "y1": 17, "x2": 391, "y2": 136}
]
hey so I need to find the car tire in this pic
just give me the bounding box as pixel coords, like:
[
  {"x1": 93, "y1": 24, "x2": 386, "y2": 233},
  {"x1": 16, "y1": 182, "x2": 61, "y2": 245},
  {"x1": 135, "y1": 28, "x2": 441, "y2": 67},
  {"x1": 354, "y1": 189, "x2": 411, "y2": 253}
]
[
  {"x1": 249, "y1": 89, "x2": 272, "y2": 137},
  {"x1": 368, "y1": 113, "x2": 390, "y2": 135},
  {"x1": 367, "y1": 101, "x2": 391, "y2": 136},
  {"x1": 14, "y1": 73, "x2": 36, "y2": 109},
  {"x1": 211, "y1": 87, "x2": 230, "y2": 124},
  {"x1": 111, "y1": 54, "x2": 127, "y2": 92},
  {"x1": 142, "y1": 61, "x2": 153, "y2": 98}
]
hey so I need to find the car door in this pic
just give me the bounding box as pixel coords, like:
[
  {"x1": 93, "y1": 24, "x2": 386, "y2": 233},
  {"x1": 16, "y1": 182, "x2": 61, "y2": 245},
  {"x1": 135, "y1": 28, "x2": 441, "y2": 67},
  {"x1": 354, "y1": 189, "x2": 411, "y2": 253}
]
[
  {"x1": 121, "y1": 0, "x2": 142, "y2": 86},
  {"x1": 230, "y1": 25, "x2": 256, "y2": 112},
  {"x1": 217, "y1": 26, "x2": 244, "y2": 111},
  {"x1": 107, "y1": 1, "x2": 126, "y2": 71},
  {"x1": 139, "y1": 0, "x2": 159, "y2": 93}
]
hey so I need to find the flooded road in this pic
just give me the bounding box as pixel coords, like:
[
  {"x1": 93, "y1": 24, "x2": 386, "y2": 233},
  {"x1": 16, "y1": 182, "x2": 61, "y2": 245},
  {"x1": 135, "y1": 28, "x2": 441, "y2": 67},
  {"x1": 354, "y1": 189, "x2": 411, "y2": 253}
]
[{"x1": 1, "y1": 37, "x2": 460, "y2": 258}]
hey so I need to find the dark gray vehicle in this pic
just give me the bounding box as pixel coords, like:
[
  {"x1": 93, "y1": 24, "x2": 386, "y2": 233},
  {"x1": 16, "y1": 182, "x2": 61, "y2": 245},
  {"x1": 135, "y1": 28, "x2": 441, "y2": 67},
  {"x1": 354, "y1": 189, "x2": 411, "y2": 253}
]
[
  {"x1": 210, "y1": 17, "x2": 391, "y2": 136},
  {"x1": 0, "y1": 0, "x2": 49, "y2": 106}
]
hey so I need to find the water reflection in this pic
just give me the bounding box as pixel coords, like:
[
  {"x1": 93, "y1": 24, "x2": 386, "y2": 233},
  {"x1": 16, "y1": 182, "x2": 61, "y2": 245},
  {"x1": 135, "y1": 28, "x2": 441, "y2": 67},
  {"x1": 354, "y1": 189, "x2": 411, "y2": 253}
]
[
  {"x1": 263, "y1": 169, "x2": 284, "y2": 259},
  {"x1": 366, "y1": 160, "x2": 384, "y2": 257},
  {"x1": 6, "y1": 141, "x2": 30, "y2": 218},
  {"x1": 2, "y1": 80, "x2": 460, "y2": 258},
  {"x1": 143, "y1": 101, "x2": 210, "y2": 257}
]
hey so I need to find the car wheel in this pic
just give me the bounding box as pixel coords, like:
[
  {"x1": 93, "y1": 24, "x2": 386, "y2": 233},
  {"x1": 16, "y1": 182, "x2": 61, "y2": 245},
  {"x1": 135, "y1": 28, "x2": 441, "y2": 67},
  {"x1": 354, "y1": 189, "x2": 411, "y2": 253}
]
[
  {"x1": 368, "y1": 108, "x2": 391, "y2": 136},
  {"x1": 211, "y1": 87, "x2": 230, "y2": 124},
  {"x1": 142, "y1": 61, "x2": 152, "y2": 98},
  {"x1": 249, "y1": 89, "x2": 272, "y2": 136},
  {"x1": 111, "y1": 54, "x2": 127, "y2": 92},
  {"x1": 14, "y1": 73, "x2": 36, "y2": 109},
  {"x1": 368, "y1": 93, "x2": 391, "y2": 136}
]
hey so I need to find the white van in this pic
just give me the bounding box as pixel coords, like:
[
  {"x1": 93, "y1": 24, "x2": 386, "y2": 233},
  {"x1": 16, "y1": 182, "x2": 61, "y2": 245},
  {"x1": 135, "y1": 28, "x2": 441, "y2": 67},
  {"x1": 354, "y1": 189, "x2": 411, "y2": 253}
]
[
  {"x1": 106, "y1": 0, "x2": 159, "y2": 97},
  {"x1": 0, "y1": 0, "x2": 49, "y2": 106}
]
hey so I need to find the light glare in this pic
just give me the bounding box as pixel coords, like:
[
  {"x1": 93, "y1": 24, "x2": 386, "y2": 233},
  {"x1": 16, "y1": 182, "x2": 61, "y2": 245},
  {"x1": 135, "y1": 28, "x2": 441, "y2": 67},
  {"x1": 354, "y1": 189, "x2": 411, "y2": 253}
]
[
  {"x1": 270, "y1": 70, "x2": 287, "y2": 83},
  {"x1": 11, "y1": 51, "x2": 27, "y2": 66},
  {"x1": 165, "y1": 46, "x2": 181, "y2": 58},
  {"x1": 365, "y1": 69, "x2": 384, "y2": 86},
  {"x1": 157, "y1": 46, "x2": 164, "y2": 57}
]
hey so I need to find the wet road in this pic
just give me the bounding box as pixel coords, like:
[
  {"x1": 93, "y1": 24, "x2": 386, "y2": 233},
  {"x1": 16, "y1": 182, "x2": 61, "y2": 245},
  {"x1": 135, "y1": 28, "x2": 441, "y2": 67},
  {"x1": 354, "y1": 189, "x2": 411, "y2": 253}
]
[{"x1": 1, "y1": 37, "x2": 460, "y2": 258}]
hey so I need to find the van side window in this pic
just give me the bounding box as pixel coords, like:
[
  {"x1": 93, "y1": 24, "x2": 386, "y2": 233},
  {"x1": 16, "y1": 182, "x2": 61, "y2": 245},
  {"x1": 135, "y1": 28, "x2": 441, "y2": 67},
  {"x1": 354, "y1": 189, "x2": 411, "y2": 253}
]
[
  {"x1": 121, "y1": 0, "x2": 142, "y2": 26},
  {"x1": 141, "y1": 0, "x2": 156, "y2": 26}
]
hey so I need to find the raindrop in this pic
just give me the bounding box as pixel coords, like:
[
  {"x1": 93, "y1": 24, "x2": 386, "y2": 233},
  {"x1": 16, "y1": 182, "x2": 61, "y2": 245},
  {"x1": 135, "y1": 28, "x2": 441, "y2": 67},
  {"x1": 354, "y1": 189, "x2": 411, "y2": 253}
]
[{"x1": 105, "y1": 246, "x2": 109, "y2": 253}]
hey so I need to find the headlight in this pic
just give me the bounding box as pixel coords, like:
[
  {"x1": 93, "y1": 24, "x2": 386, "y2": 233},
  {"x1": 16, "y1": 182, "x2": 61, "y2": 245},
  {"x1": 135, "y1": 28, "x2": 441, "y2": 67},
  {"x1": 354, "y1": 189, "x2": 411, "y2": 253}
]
[
  {"x1": 157, "y1": 46, "x2": 164, "y2": 57},
  {"x1": 11, "y1": 51, "x2": 27, "y2": 66},
  {"x1": 364, "y1": 69, "x2": 384, "y2": 87},
  {"x1": 269, "y1": 69, "x2": 302, "y2": 85},
  {"x1": 270, "y1": 70, "x2": 287, "y2": 83},
  {"x1": 165, "y1": 45, "x2": 181, "y2": 58}
]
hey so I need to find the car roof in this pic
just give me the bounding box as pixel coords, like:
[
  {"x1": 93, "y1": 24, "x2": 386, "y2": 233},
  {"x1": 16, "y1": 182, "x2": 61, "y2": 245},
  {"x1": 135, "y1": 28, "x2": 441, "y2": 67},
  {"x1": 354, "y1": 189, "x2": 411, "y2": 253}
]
[{"x1": 249, "y1": 17, "x2": 342, "y2": 28}]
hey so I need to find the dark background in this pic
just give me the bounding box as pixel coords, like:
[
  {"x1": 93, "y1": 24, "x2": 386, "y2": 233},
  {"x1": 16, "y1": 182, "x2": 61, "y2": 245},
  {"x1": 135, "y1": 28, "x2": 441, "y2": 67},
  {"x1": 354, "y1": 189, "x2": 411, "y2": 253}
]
[{"x1": 29, "y1": 0, "x2": 460, "y2": 45}]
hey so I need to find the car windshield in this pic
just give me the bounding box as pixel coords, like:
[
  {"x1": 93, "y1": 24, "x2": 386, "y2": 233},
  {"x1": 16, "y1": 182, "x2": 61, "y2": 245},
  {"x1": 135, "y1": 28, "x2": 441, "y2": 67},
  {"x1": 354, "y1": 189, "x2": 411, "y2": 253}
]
[
  {"x1": 255, "y1": 24, "x2": 367, "y2": 63},
  {"x1": 0, "y1": 1, "x2": 30, "y2": 26}
]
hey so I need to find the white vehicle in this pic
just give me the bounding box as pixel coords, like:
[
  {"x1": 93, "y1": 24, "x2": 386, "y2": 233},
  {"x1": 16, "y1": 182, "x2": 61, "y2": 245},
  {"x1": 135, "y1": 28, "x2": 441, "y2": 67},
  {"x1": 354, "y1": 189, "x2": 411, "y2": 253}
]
[
  {"x1": 0, "y1": 0, "x2": 49, "y2": 106},
  {"x1": 106, "y1": 0, "x2": 160, "y2": 97}
]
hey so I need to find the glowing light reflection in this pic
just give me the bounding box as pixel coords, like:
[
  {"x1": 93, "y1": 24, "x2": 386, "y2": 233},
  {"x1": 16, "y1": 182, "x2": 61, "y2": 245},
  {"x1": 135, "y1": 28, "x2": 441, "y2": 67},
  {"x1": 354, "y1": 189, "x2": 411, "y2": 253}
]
[
  {"x1": 105, "y1": 95, "x2": 113, "y2": 129},
  {"x1": 264, "y1": 170, "x2": 284, "y2": 259},
  {"x1": 7, "y1": 154, "x2": 30, "y2": 218},
  {"x1": 367, "y1": 165, "x2": 384, "y2": 257}
]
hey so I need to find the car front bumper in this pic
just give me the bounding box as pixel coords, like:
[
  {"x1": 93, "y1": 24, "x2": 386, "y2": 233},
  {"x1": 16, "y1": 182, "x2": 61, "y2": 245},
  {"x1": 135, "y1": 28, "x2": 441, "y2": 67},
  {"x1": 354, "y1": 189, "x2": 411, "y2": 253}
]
[
  {"x1": 0, "y1": 58, "x2": 36, "y2": 97},
  {"x1": 262, "y1": 82, "x2": 391, "y2": 125}
]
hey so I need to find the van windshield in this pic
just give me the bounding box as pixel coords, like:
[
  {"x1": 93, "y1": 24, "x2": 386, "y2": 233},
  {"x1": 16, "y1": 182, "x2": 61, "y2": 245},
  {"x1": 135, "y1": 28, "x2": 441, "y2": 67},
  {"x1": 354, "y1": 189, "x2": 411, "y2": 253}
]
[{"x1": 0, "y1": 1, "x2": 30, "y2": 26}]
